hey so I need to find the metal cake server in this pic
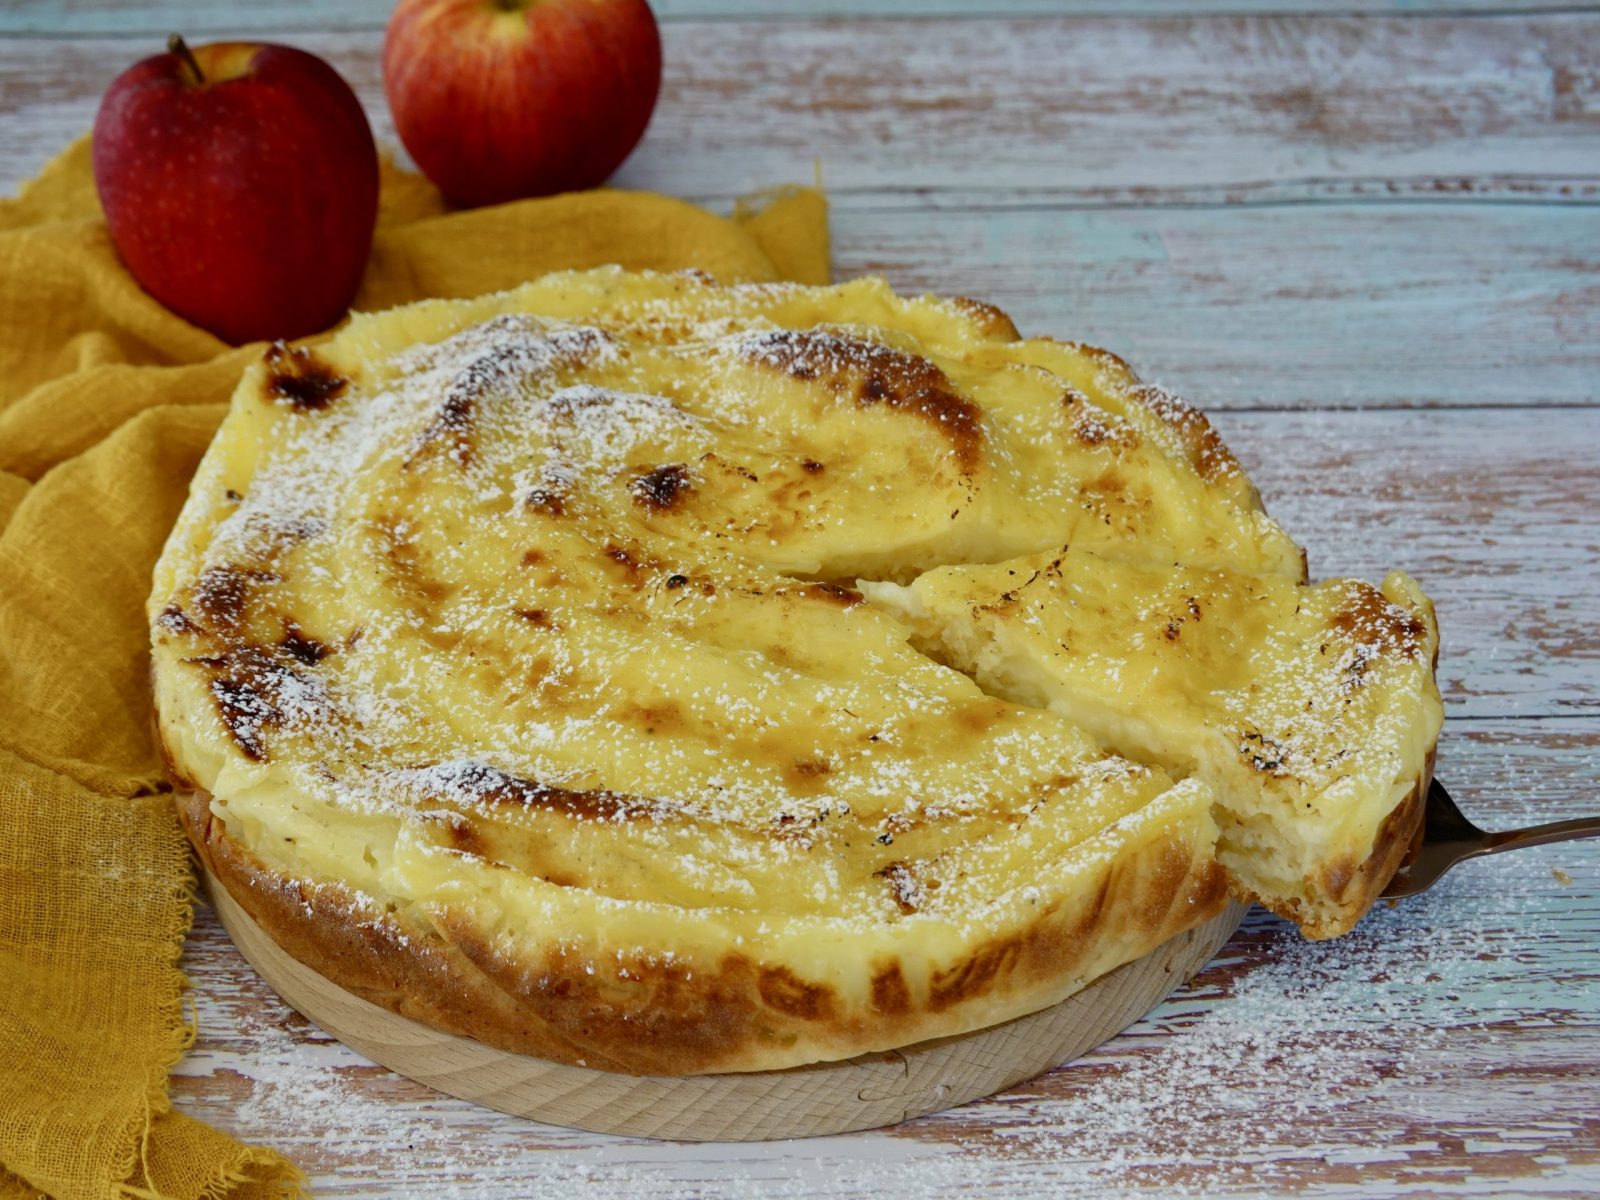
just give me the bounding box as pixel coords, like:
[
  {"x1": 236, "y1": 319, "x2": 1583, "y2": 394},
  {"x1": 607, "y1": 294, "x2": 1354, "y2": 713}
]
[{"x1": 1382, "y1": 777, "x2": 1600, "y2": 897}]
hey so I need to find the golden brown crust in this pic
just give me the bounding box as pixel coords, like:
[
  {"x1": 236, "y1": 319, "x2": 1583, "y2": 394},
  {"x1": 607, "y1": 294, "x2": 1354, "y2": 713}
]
[
  {"x1": 175, "y1": 784, "x2": 1229, "y2": 1076},
  {"x1": 1237, "y1": 746, "x2": 1434, "y2": 940},
  {"x1": 1029, "y1": 337, "x2": 1275, "y2": 528},
  {"x1": 151, "y1": 270, "x2": 1437, "y2": 1076},
  {"x1": 737, "y1": 328, "x2": 986, "y2": 474}
]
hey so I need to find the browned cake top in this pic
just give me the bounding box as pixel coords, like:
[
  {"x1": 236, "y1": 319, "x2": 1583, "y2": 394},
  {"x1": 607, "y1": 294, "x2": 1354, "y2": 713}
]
[{"x1": 150, "y1": 268, "x2": 1437, "y2": 1072}]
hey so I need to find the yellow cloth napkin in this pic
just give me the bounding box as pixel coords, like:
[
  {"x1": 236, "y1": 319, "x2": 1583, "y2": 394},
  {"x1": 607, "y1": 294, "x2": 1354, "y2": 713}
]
[{"x1": 0, "y1": 135, "x2": 829, "y2": 1200}]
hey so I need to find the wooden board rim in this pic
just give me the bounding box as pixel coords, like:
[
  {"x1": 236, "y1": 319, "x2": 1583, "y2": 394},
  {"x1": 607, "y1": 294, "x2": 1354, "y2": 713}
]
[{"x1": 203, "y1": 870, "x2": 1246, "y2": 1141}]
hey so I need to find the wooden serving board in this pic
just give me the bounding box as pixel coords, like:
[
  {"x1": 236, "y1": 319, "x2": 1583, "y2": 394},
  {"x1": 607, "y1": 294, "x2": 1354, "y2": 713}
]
[{"x1": 205, "y1": 871, "x2": 1245, "y2": 1142}]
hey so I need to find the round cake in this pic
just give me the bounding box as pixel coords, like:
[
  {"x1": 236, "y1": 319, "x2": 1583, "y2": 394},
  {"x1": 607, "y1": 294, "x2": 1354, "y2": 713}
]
[{"x1": 150, "y1": 268, "x2": 1442, "y2": 1074}]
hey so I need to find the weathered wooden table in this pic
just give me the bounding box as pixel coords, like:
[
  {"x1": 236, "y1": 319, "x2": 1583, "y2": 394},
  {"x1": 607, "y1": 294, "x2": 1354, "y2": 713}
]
[{"x1": 5, "y1": 2, "x2": 1597, "y2": 1195}]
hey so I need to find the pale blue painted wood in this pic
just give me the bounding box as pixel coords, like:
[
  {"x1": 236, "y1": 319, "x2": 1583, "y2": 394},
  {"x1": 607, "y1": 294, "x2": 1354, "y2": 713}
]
[
  {"x1": 0, "y1": 0, "x2": 1594, "y2": 36},
  {"x1": 8, "y1": 18, "x2": 1596, "y2": 207},
  {"x1": 826, "y1": 204, "x2": 1600, "y2": 410}
]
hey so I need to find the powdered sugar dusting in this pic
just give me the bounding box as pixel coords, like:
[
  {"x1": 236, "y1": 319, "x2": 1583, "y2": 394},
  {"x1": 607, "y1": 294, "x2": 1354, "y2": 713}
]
[
  {"x1": 926, "y1": 846, "x2": 1597, "y2": 1193},
  {"x1": 153, "y1": 279, "x2": 1486, "y2": 1100}
]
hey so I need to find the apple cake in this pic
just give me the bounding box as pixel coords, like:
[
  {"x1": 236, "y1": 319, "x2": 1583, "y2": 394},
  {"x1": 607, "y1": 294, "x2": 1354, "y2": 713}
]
[{"x1": 150, "y1": 267, "x2": 1442, "y2": 1074}]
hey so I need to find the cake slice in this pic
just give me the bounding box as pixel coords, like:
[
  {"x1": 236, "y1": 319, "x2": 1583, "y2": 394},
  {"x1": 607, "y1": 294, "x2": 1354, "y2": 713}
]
[{"x1": 862, "y1": 548, "x2": 1441, "y2": 937}]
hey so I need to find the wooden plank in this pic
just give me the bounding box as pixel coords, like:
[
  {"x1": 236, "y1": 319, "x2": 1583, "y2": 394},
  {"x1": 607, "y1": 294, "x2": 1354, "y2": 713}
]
[
  {"x1": 833, "y1": 205, "x2": 1600, "y2": 409},
  {"x1": 1, "y1": 2, "x2": 1595, "y2": 37},
  {"x1": 3, "y1": 15, "x2": 1597, "y2": 201},
  {"x1": 168, "y1": 716, "x2": 1600, "y2": 1198},
  {"x1": 2, "y1": 29, "x2": 1595, "y2": 415},
  {"x1": 631, "y1": 13, "x2": 1600, "y2": 201}
]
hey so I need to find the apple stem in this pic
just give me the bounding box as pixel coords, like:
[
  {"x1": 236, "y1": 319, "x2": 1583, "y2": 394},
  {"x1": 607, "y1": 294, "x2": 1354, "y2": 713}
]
[{"x1": 168, "y1": 33, "x2": 205, "y2": 85}]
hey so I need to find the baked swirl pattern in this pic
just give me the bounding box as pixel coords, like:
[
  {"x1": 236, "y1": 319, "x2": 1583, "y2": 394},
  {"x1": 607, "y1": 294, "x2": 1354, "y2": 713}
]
[{"x1": 151, "y1": 269, "x2": 1441, "y2": 1073}]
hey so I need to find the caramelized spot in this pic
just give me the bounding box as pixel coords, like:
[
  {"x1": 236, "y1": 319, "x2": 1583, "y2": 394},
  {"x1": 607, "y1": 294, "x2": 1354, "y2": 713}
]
[
  {"x1": 523, "y1": 653, "x2": 557, "y2": 690},
  {"x1": 1130, "y1": 383, "x2": 1241, "y2": 484},
  {"x1": 525, "y1": 486, "x2": 568, "y2": 517},
  {"x1": 791, "y1": 758, "x2": 832, "y2": 780},
  {"x1": 1079, "y1": 343, "x2": 1137, "y2": 381},
  {"x1": 929, "y1": 936, "x2": 1023, "y2": 1011},
  {"x1": 1342, "y1": 643, "x2": 1376, "y2": 693},
  {"x1": 605, "y1": 544, "x2": 641, "y2": 579},
  {"x1": 188, "y1": 644, "x2": 322, "y2": 762},
  {"x1": 601, "y1": 542, "x2": 666, "y2": 586},
  {"x1": 1196, "y1": 440, "x2": 1237, "y2": 484},
  {"x1": 514, "y1": 607, "x2": 551, "y2": 627},
  {"x1": 870, "y1": 963, "x2": 912, "y2": 1015},
  {"x1": 210, "y1": 677, "x2": 272, "y2": 760},
  {"x1": 256, "y1": 515, "x2": 326, "y2": 555},
  {"x1": 800, "y1": 458, "x2": 825, "y2": 474},
  {"x1": 263, "y1": 342, "x2": 347, "y2": 412},
  {"x1": 630, "y1": 463, "x2": 694, "y2": 511},
  {"x1": 1330, "y1": 586, "x2": 1427, "y2": 657},
  {"x1": 1239, "y1": 729, "x2": 1289, "y2": 776},
  {"x1": 699, "y1": 452, "x2": 758, "y2": 484},
  {"x1": 976, "y1": 568, "x2": 1038, "y2": 616},
  {"x1": 1073, "y1": 409, "x2": 1141, "y2": 451},
  {"x1": 190, "y1": 564, "x2": 277, "y2": 634},
  {"x1": 780, "y1": 581, "x2": 863, "y2": 607},
  {"x1": 757, "y1": 965, "x2": 833, "y2": 1020},
  {"x1": 883, "y1": 810, "x2": 917, "y2": 836},
  {"x1": 955, "y1": 698, "x2": 1009, "y2": 735},
  {"x1": 279, "y1": 622, "x2": 330, "y2": 664},
  {"x1": 404, "y1": 321, "x2": 613, "y2": 471},
  {"x1": 375, "y1": 517, "x2": 453, "y2": 604},
  {"x1": 432, "y1": 917, "x2": 765, "y2": 1073},
  {"x1": 1163, "y1": 592, "x2": 1201, "y2": 643},
  {"x1": 420, "y1": 626, "x2": 463, "y2": 653},
  {"x1": 406, "y1": 389, "x2": 475, "y2": 470},
  {"x1": 439, "y1": 814, "x2": 487, "y2": 857},
  {"x1": 155, "y1": 605, "x2": 195, "y2": 635},
  {"x1": 620, "y1": 700, "x2": 686, "y2": 736},
  {"x1": 741, "y1": 329, "x2": 984, "y2": 473},
  {"x1": 429, "y1": 761, "x2": 668, "y2": 825},
  {"x1": 769, "y1": 809, "x2": 819, "y2": 845},
  {"x1": 874, "y1": 861, "x2": 925, "y2": 914}
]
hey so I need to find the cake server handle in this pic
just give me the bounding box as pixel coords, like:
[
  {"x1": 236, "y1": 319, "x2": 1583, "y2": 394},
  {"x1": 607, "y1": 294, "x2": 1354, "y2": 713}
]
[{"x1": 1382, "y1": 778, "x2": 1600, "y2": 897}]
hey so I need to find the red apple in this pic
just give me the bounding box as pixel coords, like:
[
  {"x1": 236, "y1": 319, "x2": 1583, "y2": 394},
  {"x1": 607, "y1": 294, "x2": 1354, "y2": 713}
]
[
  {"x1": 93, "y1": 36, "x2": 379, "y2": 345},
  {"x1": 383, "y1": 0, "x2": 661, "y2": 208}
]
